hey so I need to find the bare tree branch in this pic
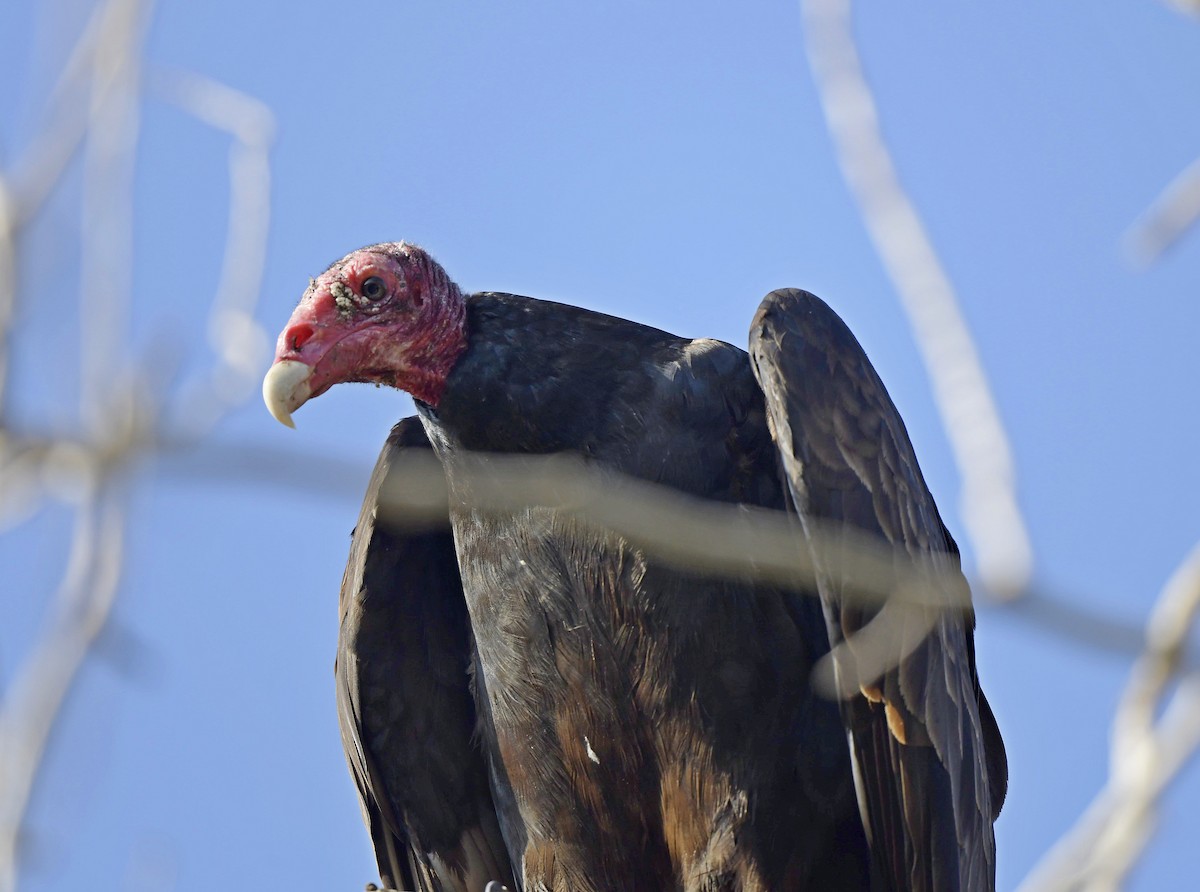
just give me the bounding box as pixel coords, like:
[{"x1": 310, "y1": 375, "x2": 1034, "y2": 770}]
[
  {"x1": 800, "y1": 5, "x2": 1199, "y2": 886},
  {"x1": 0, "y1": 175, "x2": 16, "y2": 420},
  {"x1": 7, "y1": 0, "x2": 120, "y2": 227},
  {"x1": 148, "y1": 68, "x2": 276, "y2": 439},
  {"x1": 0, "y1": 486, "x2": 126, "y2": 892},
  {"x1": 78, "y1": 0, "x2": 151, "y2": 431},
  {"x1": 1017, "y1": 541, "x2": 1200, "y2": 892},
  {"x1": 1160, "y1": 0, "x2": 1200, "y2": 18},
  {"x1": 0, "y1": 5, "x2": 154, "y2": 889},
  {"x1": 0, "y1": 1, "x2": 274, "y2": 888},
  {"x1": 1124, "y1": 154, "x2": 1200, "y2": 265},
  {"x1": 800, "y1": 0, "x2": 1033, "y2": 598},
  {"x1": 160, "y1": 438, "x2": 1196, "y2": 671}
]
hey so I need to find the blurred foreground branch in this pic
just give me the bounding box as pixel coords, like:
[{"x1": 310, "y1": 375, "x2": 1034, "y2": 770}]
[
  {"x1": 1161, "y1": 0, "x2": 1200, "y2": 18},
  {"x1": 1, "y1": 3, "x2": 154, "y2": 887},
  {"x1": 0, "y1": 487, "x2": 126, "y2": 892},
  {"x1": 1125, "y1": 155, "x2": 1200, "y2": 265},
  {"x1": 801, "y1": 0, "x2": 1033, "y2": 598},
  {"x1": 800, "y1": 2, "x2": 1200, "y2": 887},
  {"x1": 0, "y1": 1, "x2": 275, "y2": 889},
  {"x1": 1018, "y1": 542, "x2": 1200, "y2": 892},
  {"x1": 168, "y1": 439, "x2": 1193, "y2": 672}
]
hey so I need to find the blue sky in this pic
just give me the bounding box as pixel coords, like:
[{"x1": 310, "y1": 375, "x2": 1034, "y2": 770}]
[{"x1": 4, "y1": 2, "x2": 1199, "y2": 890}]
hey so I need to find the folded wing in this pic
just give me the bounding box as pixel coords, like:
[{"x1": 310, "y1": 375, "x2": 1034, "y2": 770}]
[
  {"x1": 336, "y1": 417, "x2": 515, "y2": 892},
  {"x1": 749, "y1": 289, "x2": 1007, "y2": 892}
]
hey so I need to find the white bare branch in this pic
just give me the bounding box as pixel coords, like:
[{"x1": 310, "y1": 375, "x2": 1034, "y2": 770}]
[
  {"x1": 148, "y1": 68, "x2": 276, "y2": 438},
  {"x1": 1124, "y1": 154, "x2": 1200, "y2": 265},
  {"x1": 79, "y1": 0, "x2": 152, "y2": 432},
  {"x1": 7, "y1": 0, "x2": 124, "y2": 227},
  {"x1": 1160, "y1": 0, "x2": 1200, "y2": 18},
  {"x1": 0, "y1": 487, "x2": 126, "y2": 892},
  {"x1": 158, "y1": 437, "x2": 1182, "y2": 668},
  {"x1": 800, "y1": 0, "x2": 1033, "y2": 598},
  {"x1": 0, "y1": 0, "x2": 274, "y2": 888},
  {"x1": 0, "y1": 175, "x2": 16, "y2": 419},
  {"x1": 1017, "y1": 541, "x2": 1200, "y2": 892},
  {"x1": 801, "y1": 4, "x2": 1199, "y2": 886}
]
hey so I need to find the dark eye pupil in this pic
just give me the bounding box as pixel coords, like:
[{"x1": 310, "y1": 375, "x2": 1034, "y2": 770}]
[{"x1": 362, "y1": 276, "x2": 386, "y2": 300}]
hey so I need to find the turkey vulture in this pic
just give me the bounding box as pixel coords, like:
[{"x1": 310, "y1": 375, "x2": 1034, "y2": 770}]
[{"x1": 264, "y1": 242, "x2": 1006, "y2": 891}]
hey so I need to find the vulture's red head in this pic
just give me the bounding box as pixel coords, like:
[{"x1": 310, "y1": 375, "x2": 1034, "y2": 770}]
[{"x1": 263, "y1": 242, "x2": 467, "y2": 427}]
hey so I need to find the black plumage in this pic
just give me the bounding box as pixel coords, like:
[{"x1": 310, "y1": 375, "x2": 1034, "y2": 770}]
[
  {"x1": 750, "y1": 290, "x2": 1007, "y2": 890},
  {"x1": 269, "y1": 247, "x2": 1005, "y2": 892},
  {"x1": 336, "y1": 418, "x2": 513, "y2": 891}
]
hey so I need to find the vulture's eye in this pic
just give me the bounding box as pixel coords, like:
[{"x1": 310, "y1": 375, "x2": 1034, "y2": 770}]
[{"x1": 361, "y1": 276, "x2": 387, "y2": 301}]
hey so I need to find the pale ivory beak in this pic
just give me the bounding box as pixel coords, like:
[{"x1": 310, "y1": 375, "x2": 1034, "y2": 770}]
[{"x1": 262, "y1": 360, "x2": 314, "y2": 429}]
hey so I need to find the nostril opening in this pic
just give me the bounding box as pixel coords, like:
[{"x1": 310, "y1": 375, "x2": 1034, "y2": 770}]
[{"x1": 288, "y1": 324, "x2": 315, "y2": 352}]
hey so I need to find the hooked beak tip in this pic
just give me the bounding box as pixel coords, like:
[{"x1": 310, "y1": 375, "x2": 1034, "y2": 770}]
[{"x1": 263, "y1": 359, "x2": 314, "y2": 429}]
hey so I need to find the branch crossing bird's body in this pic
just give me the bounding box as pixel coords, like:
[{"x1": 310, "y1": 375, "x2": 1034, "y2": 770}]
[{"x1": 265, "y1": 243, "x2": 1006, "y2": 892}]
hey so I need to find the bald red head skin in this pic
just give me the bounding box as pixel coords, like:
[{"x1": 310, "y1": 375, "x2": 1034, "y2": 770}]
[{"x1": 266, "y1": 242, "x2": 468, "y2": 424}]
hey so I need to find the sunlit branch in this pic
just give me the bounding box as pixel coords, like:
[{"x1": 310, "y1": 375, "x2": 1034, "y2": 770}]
[
  {"x1": 1160, "y1": 0, "x2": 1200, "y2": 18},
  {"x1": 1017, "y1": 541, "x2": 1200, "y2": 892},
  {"x1": 0, "y1": 176, "x2": 15, "y2": 421},
  {"x1": 148, "y1": 68, "x2": 276, "y2": 439},
  {"x1": 1124, "y1": 154, "x2": 1200, "y2": 265},
  {"x1": 0, "y1": 488, "x2": 126, "y2": 892},
  {"x1": 79, "y1": 0, "x2": 153, "y2": 435},
  {"x1": 0, "y1": 0, "x2": 272, "y2": 888},
  {"x1": 7, "y1": 0, "x2": 118, "y2": 226},
  {"x1": 800, "y1": 0, "x2": 1033, "y2": 598},
  {"x1": 159, "y1": 439, "x2": 1192, "y2": 670}
]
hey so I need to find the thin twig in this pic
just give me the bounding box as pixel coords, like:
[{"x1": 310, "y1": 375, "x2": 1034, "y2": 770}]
[
  {"x1": 7, "y1": 0, "x2": 116, "y2": 226},
  {"x1": 1124, "y1": 154, "x2": 1200, "y2": 265},
  {"x1": 0, "y1": 175, "x2": 16, "y2": 421},
  {"x1": 148, "y1": 68, "x2": 276, "y2": 439}
]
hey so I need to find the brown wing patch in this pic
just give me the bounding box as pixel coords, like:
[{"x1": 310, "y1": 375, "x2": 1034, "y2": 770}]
[{"x1": 885, "y1": 701, "x2": 908, "y2": 745}]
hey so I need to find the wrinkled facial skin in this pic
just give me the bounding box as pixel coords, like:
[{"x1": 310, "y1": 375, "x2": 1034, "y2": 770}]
[
  {"x1": 280, "y1": 249, "x2": 423, "y2": 387},
  {"x1": 264, "y1": 243, "x2": 467, "y2": 427}
]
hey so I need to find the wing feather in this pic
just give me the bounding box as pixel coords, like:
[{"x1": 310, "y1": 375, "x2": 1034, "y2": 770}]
[
  {"x1": 748, "y1": 289, "x2": 1006, "y2": 891},
  {"x1": 336, "y1": 417, "x2": 516, "y2": 891}
]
